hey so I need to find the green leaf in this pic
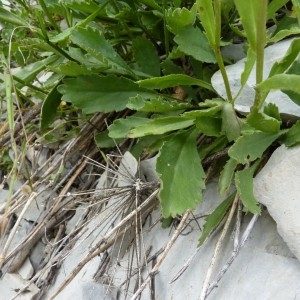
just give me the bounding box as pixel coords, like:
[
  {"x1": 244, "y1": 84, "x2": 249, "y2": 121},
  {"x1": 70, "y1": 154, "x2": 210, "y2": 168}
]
[
  {"x1": 194, "y1": 116, "x2": 222, "y2": 137},
  {"x1": 267, "y1": 0, "x2": 289, "y2": 19},
  {"x1": 40, "y1": 82, "x2": 62, "y2": 131},
  {"x1": 246, "y1": 111, "x2": 281, "y2": 133},
  {"x1": 132, "y1": 36, "x2": 160, "y2": 77},
  {"x1": 263, "y1": 103, "x2": 281, "y2": 121},
  {"x1": 128, "y1": 117, "x2": 194, "y2": 138},
  {"x1": 229, "y1": 131, "x2": 281, "y2": 164},
  {"x1": 257, "y1": 74, "x2": 300, "y2": 105},
  {"x1": 127, "y1": 95, "x2": 192, "y2": 112},
  {"x1": 281, "y1": 121, "x2": 300, "y2": 146},
  {"x1": 70, "y1": 26, "x2": 132, "y2": 75},
  {"x1": 138, "y1": 74, "x2": 214, "y2": 91},
  {"x1": 174, "y1": 26, "x2": 216, "y2": 63},
  {"x1": 198, "y1": 193, "x2": 235, "y2": 246},
  {"x1": 269, "y1": 38, "x2": 300, "y2": 77},
  {"x1": 235, "y1": 162, "x2": 261, "y2": 214},
  {"x1": 157, "y1": 130, "x2": 206, "y2": 217},
  {"x1": 240, "y1": 48, "x2": 256, "y2": 86},
  {"x1": 57, "y1": 75, "x2": 154, "y2": 113},
  {"x1": 48, "y1": 60, "x2": 109, "y2": 76},
  {"x1": 161, "y1": 59, "x2": 184, "y2": 75},
  {"x1": 234, "y1": 0, "x2": 266, "y2": 51},
  {"x1": 14, "y1": 56, "x2": 58, "y2": 83},
  {"x1": 222, "y1": 102, "x2": 241, "y2": 142},
  {"x1": 196, "y1": 0, "x2": 216, "y2": 47},
  {"x1": 218, "y1": 158, "x2": 238, "y2": 196},
  {"x1": 108, "y1": 117, "x2": 150, "y2": 139},
  {"x1": 166, "y1": 4, "x2": 197, "y2": 34},
  {"x1": 94, "y1": 131, "x2": 123, "y2": 148},
  {"x1": 0, "y1": 7, "x2": 28, "y2": 26}
]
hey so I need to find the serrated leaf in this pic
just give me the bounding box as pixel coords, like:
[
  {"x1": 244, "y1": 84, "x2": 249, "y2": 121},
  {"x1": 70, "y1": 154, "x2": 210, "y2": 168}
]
[
  {"x1": 57, "y1": 75, "x2": 154, "y2": 113},
  {"x1": 157, "y1": 130, "x2": 206, "y2": 217},
  {"x1": 229, "y1": 131, "x2": 281, "y2": 164},
  {"x1": 247, "y1": 111, "x2": 281, "y2": 133},
  {"x1": 194, "y1": 116, "x2": 222, "y2": 137},
  {"x1": 174, "y1": 26, "x2": 216, "y2": 63},
  {"x1": 218, "y1": 158, "x2": 238, "y2": 195},
  {"x1": 197, "y1": 0, "x2": 216, "y2": 47},
  {"x1": 222, "y1": 102, "x2": 241, "y2": 142},
  {"x1": 263, "y1": 103, "x2": 281, "y2": 121},
  {"x1": 138, "y1": 74, "x2": 214, "y2": 91},
  {"x1": 183, "y1": 106, "x2": 223, "y2": 118},
  {"x1": 281, "y1": 121, "x2": 300, "y2": 146},
  {"x1": 198, "y1": 193, "x2": 235, "y2": 246},
  {"x1": 128, "y1": 117, "x2": 194, "y2": 138},
  {"x1": 166, "y1": 4, "x2": 197, "y2": 34},
  {"x1": 132, "y1": 36, "x2": 160, "y2": 77},
  {"x1": 235, "y1": 162, "x2": 261, "y2": 214},
  {"x1": 40, "y1": 82, "x2": 62, "y2": 131},
  {"x1": 70, "y1": 26, "x2": 132, "y2": 75},
  {"x1": 127, "y1": 95, "x2": 192, "y2": 112},
  {"x1": 48, "y1": 60, "x2": 108, "y2": 76},
  {"x1": 108, "y1": 117, "x2": 150, "y2": 139}
]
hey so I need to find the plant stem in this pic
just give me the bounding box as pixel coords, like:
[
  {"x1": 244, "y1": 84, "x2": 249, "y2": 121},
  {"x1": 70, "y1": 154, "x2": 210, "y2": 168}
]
[
  {"x1": 38, "y1": 0, "x2": 61, "y2": 32},
  {"x1": 253, "y1": 0, "x2": 267, "y2": 110},
  {"x1": 214, "y1": 0, "x2": 233, "y2": 103}
]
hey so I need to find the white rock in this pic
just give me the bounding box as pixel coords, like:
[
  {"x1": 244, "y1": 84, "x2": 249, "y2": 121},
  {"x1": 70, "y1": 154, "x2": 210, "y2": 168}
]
[
  {"x1": 0, "y1": 273, "x2": 39, "y2": 300},
  {"x1": 18, "y1": 257, "x2": 34, "y2": 280},
  {"x1": 212, "y1": 38, "x2": 300, "y2": 119},
  {"x1": 254, "y1": 144, "x2": 300, "y2": 261}
]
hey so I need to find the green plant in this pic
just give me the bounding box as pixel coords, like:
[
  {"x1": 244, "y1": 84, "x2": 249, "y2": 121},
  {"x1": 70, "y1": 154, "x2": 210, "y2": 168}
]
[{"x1": 1, "y1": 0, "x2": 300, "y2": 242}]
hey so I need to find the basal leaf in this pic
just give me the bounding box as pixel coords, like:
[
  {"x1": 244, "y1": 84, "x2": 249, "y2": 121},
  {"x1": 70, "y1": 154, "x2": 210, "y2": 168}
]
[
  {"x1": 222, "y1": 102, "x2": 241, "y2": 142},
  {"x1": 166, "y1": 4, "x2": 197, "y2": 34},
  {"x1": 70, "y1": 26, "x2": 132, "y2": 75},
  {"x1": 108, "y1": 116, "x2": 150, "y2": 139},
  {"x1": 156, "y1": 129, "x2": 206, "y2": 217},
  {"x1": 194, "y1": 116, "x2": 222, "y2": 137},
  {"x1": 263, "y1": 103, "x2": 281, "y2": 121},
  {"x1": 132, "y1": 36, "x2": 160, "y2": 77},
  {"x1": 128, "y1": 117, "x2": 194, "y2": 138},
  {"x1": 246, "y1": 110, "x2": 281, "y2": 133},
  {"x1": 198, "y1": 193, "x2": 235, "y2": 246},
  {"x1": 235, "y1": 162, "x2": 261, "y2": 214},
  {"x1": 281, "y1": 121, "x2": 300, "y2": 146},
  {"x1": 94, "y1": 131, "x2": 123, "y2": 148},
  {"x1": 228, "y1": 131, "x2": 281, "y2": 164},
  {"x1": 40, "y1": 82, "x2": 62, "y2": 131},
  {"x1": 138, "y1": 74, "x2": 214, "y2": 91},
  {"x1": 57, "y1": 75, "x2": 154, "y2": 113},
  {"x1": 127, "y1": 95, "x2": 192, "y2": 112},
  {"x1": 218, "y1": 158, "x2": 238, "y2": 196},
  {"x1": 48, "y1": 60, "x2": 108, "y2": 76},
  {"x1": 174, "y1": 26, "x2": 216, "y2": 63}
]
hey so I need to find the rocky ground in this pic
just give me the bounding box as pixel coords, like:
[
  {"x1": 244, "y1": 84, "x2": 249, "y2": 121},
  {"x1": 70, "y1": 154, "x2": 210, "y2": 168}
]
[{"x1": 1, "y1": 38, "x2": 300, "y2": 300}]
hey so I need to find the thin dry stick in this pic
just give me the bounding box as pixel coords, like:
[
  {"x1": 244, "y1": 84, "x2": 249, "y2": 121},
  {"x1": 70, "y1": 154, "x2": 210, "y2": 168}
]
[
  {"x1": 49, "y1": 189, "x2": 159, "y2": 300},
  {"x1": 0, "y1": 192, "x2": 37, "y2": 268},
  {"x1": 199, "y1": 193, "x2": 240, "y2": 300},
  {"x1": 206, "y1": 212, "x2": 259, "y2": 297},
  {"x1": 130, "y1": 210, "x2": 190, "y2": 300}
]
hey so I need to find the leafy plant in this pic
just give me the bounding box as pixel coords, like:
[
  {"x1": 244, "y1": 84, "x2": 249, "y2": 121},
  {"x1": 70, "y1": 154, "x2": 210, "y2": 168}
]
[{"x1": 1, "y1": 0, "x2": 300, "y2": 243}]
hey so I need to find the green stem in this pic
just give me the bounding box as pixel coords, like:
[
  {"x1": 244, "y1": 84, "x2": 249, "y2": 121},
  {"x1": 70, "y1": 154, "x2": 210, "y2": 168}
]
[
  {"x1": 253, "y1": 0, "x2": 267, "y2": 110},
  {"x1": 163, "y1": 0, "x2": 169, "y2": 55},
  {"x1": 214, "y1": 0, "x2": 233, "y2": 103}
]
